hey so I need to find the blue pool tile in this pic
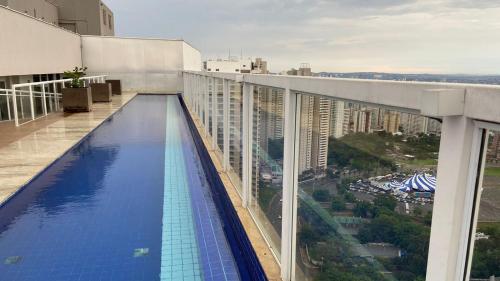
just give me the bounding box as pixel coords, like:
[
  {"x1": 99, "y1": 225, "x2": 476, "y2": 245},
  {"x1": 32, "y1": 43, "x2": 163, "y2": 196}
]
[{"x1": 0, "y1": 95, "x2": 243, "y2": 281}]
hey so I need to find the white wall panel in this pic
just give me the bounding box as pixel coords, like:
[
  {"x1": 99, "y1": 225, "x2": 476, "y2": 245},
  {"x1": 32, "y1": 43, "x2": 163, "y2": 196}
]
[
  {"x1": 0, "y1": 6, "x2": 81, "y2": 77},
  {"x1": 82, "y1": 36, "x2": 201, "y2": 93}
]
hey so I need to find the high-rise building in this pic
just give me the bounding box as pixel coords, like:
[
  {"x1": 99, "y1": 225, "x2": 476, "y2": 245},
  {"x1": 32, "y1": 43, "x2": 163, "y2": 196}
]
[
  {"x1": 311, "y1": 97, "x2": 331, "y2": 173},
  {"x1": 344, "y1": 105, "x2": 372, "y2": 134},
  {"x1": 371, "y1": 108, "x2": 386, "y2": 131},
  {"x1": 400, "y1": 113, "x2": 426, "y2": 135},
  {"x1": 329, "y1": 100, "x2": 345, "y2": 139},
  {"x1": 286, "y1": 63, "x2": 312, "y2": 76},
  {"x1": 0, "y1": 0, "x2": 115, "y2": 35},
  {"x1": 383, "y1": 111, "x2": 401, "y2": 134},
  {"x1": 298, "y1": 96, "x2": 331, "y2": 174},
  {"x1": 299, "y1": 96, "x2": 314, "y2": 173},
  {"x1": 487, "y1": 133, "x2": 500, "y2": 162},
  {"x1": 252, "y1": 58, "x2": 269, "y2": 74}
]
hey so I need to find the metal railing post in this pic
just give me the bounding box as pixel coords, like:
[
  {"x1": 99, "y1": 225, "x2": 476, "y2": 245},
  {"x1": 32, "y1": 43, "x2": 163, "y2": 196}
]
[
  {"x1": 242, "y1": 82, "x2": 254, "y2": 208},
  {"x1": 41, "y1": 84, "x2": 47, "y2": 116},
  {"x1": 6, "y1": 91, "x2": 12, "y2": 121},
  {"x1": 50, "y1": 82, "x2": 55, "y2": 112},
  {"x1": 29, "y1": 85, "x2": 35, "y2": 120},
  {"x1": 196, "y1": 75, "x2": 200, "y2": 118},
  {"x1": 204, "y1": 75, "x2": 209, "y2": 136},
  {"x1": 426, "y1": 116, "x2": 477, "y2": 281},
  {"x1": 57, "y1": 82, "x2": 63, "y2": 111},
  {"x1": 212, "y1": 77, "x2": 218, "y2": 150},
  {"x1": 223, "y1": 79, "x2": 230, "y2": 171},
  {"x1": 12, "y1": 87, "x2": 19, "y2": 126},
  {"x1": 281, "y1": 88, "x2": 301, "y2": 281},
  {"x1": 196, "y1": 75, "x2": 203, "y2": 120}
]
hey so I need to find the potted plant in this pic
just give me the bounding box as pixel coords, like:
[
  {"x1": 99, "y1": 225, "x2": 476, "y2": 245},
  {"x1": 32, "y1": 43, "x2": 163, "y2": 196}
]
[{"x1": 62, "y1": 66, "x2": 92, "y2": 112}]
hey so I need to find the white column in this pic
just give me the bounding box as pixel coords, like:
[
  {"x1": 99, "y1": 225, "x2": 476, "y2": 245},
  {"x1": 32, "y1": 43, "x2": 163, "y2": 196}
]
[
  {"x1": 212, "y1": 78, "x2": 218, "y2": 150},
  {"x1": 426, "y1": 116, "x2": 476, "y2": 281},
  {"x1": 281, "y1": 88, "x2": 301, "y2": 281},
  {"x1": 223, "y1": 79, "x2": 230, "y2": 171},
  {"x1": 242, "y1": 82, "x2": 254, "y2": 208}
]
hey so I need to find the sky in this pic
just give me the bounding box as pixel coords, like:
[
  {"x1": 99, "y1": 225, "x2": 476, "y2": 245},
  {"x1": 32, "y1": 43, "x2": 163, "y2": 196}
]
[{"x1": 104, "y1": 0, "x2": 500, "y2": 74}]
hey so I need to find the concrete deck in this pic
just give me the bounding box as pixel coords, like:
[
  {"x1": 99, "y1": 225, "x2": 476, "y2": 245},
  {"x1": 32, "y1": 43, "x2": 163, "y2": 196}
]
[
  {"x1": 0, "y1": 93, "x2": 136, "y2": 203},
  {"x1": 188, "y1": 109, "x2": 282, "y2": 281}
]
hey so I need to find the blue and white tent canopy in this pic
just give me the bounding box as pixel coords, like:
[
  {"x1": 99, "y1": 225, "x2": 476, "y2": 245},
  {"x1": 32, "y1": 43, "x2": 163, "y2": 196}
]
[
  {"x1": 389, "y1": 181, "x2": 405, "y2": 190},
  {"x1": 398, "y1": 173, "x2": 436, "y2": 192}
]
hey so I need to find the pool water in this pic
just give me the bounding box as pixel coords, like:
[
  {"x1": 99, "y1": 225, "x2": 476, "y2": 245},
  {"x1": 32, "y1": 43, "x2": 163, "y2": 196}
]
[{"x1": 0, "y1": 95, "x2": 241, "y2": 281}]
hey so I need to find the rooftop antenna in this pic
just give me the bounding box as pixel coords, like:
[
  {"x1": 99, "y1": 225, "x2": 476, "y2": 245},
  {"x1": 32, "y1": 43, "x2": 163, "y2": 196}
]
[{"x1": 228, "y1": 49, "x2": 231, "y2": 60}]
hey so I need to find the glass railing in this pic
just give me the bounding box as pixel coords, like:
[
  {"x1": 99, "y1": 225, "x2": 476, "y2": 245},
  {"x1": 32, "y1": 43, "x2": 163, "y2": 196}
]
[
  {"x1": 249, "y1": 86, "x2": 285, "y2": 257},
  {"x1": 295, "y1": 94, "x2": 440, "y2": 281},
  {"x1": 183, "y1": 71, "x2": 500, "y2": 281},
  {"x1": 467, "y1": 129, "x2": 500, "y2": 281}
]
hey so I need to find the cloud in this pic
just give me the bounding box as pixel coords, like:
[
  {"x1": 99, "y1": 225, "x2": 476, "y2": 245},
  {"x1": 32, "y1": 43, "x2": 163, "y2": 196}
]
[{"x1": 104, "y1": 0, "x2": 500, "y2": 74}]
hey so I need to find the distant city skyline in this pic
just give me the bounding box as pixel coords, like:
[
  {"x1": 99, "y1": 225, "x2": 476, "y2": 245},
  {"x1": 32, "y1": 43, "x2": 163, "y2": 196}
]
[{"x1": 105, "y1": 0, "x2": 500, "y2": 75}]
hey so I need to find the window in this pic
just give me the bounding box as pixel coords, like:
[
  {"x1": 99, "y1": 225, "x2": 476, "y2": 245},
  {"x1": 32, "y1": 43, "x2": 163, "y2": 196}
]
[
  {"x1": 33, "y1": 9, "x2": 36, "y2": 18},
  {"x1": 467, "y1": 128, "x2": 500, "y2": 280},
  {"x1": 103, "y1": 9, "x2": 107, "y2": 25},
  {"x1": 235, "y1": 69, "x2": 240, "y2": 72},
  {"x1": 207, "y1": 68, "x2": 212, "y2": 71},
  {"x1": 216, "y1": 69, "x2": 220, "y2": 72},
  {"x1": 108, "y1": 15, "x2": 112, "y2": 29}
]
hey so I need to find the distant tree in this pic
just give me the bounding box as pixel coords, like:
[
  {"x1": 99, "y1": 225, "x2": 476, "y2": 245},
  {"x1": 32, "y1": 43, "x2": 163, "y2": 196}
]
[
  {"x1": 413, "y1": 207, "x2": 423, "y2": 217},
  {"x1": 343, "y1": 192, "x2": 356, "y2": 203},
  {"x1": 470, "y1": 224, "x2": 500, "y2": 278},
  {"x1": 353, "y1": 201, "x2": 373, "y2": 218},
  {"x1": 312, "y1": 189, "x2": 330, "y2": 202},
  {"x1": 374, "y1": 195, "x2": 397, "y2": 211},
  {"x1": 298, "y1": 224, "x2": 320, "y2": 245},
  {"x1": 423, "y1": 211, "x2": 433, "y2": 226},
  {"x1": 331, "y1": 196, "x2": 346, "y2": 211}
]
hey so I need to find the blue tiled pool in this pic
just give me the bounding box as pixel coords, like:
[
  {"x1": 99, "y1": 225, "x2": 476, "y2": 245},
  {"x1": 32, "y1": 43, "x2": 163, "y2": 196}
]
[{"x1": 0, "y1": 95, "x2": 258, "y2": 281}]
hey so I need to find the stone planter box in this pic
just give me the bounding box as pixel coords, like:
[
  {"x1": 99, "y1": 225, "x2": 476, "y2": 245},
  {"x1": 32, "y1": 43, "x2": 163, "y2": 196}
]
[
  {"x1": 62, "y1": 87, "x2": 92, "y2": 112},
  {"x1": 90, "y1": 83, "x2": 112, "y2": 102},
  {"x1": 106, "y1": 79, "x2": 122, "y2": 95}
]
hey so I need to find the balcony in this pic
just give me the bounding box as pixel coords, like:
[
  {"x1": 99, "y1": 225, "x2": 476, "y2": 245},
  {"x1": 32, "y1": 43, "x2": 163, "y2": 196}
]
[{"x1": 0, "y1": 4, "x2": 499, "y2": 281}]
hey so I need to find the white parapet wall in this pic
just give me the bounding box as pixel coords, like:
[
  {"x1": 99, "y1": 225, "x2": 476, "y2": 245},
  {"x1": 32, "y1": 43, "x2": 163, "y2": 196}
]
[
  {"x1": 81, "y1": 36, "x2": 202, "y2": 93},
  {"x1": 0, "y1": 6, "x2": 202, "y2": 93},
  {"x1": 0, "y1": 6, "x2": 82, "y2": 77}
]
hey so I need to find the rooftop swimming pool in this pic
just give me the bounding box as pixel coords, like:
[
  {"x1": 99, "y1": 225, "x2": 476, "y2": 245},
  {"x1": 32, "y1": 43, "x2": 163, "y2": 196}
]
[{"x1": 0, "y1": 95, "x2": 264, "y2": 281}]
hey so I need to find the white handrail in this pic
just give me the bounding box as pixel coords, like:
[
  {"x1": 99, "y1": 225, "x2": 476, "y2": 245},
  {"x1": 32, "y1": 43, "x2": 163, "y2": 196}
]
[{"x1": 9, "y1": 75, "x2": 107, "y2": 126}]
